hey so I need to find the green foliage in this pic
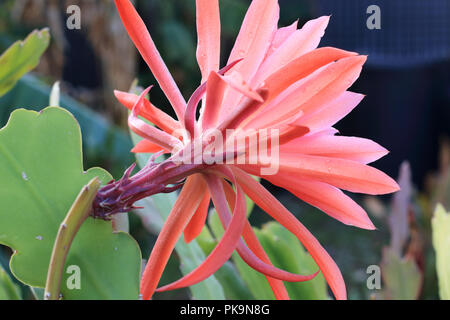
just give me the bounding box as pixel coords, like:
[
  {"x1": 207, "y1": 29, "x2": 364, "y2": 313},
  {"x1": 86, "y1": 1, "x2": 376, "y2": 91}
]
[
  {"x1": 0, "y1": 265, "x2": 21, "y2": 300},
  {"x1": 208, "y1": 211, "x2": 329, "y2": 300},
  {"x1": 0, "y1": 106, "x2": 141, "y2": 299},
  {"x1": 0, "y1": 29, "x2": 50, "y2": 97},
  {"x1": 380, "y1": 248, "x2": 422, "y2": 300},
  {"x1": 432, "y1": 204, "x2": 450, "y2": 300},
  {"x1": 0, "y1": 75, "x2": 134, "y2": 177}
]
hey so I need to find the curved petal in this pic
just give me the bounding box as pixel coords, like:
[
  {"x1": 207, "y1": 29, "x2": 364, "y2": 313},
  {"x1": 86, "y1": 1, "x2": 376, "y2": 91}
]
[
  {"x1": 115, "y1": 0, "x2": 186, "y2": 120},
  {"x1": 294, "y1": 91, "x2": 365, "y2": 133},
  {"x1": 184, "y1": 187, "x2": 210, "y2": 243},
  {"x1": 156, "y1": 173, "x2": 246, "y2": 292},
  {"x1": 221, "y1": 0, "x2": 279, "y2": 120},
  {"x1": 131, "y1": 139, "x2": 168, "y2": 154},
  {"x1": 221, "y1": 179, "x2": 320, "y2": 283},
  {"x1": 252, "y1": 16, "x2": 330, "y2": 86},
  {"x1": 265, "y1": 20, "x2": 299, "y2": 58},
  {"x1": 263, "y1": 47, "x2": 357, "y2": 101},
  {"x1": 140, "y1": 175, "x2": 206, "y2": 300},
  {"x1": 230, "y1": 166, "x2": 347, "y2": 300},
  {"x1": 115, "y1": 90, "x2": 180, "y2": 134},
  {"x1": 128, "y1": 87, "x2": 182, "y2": 151},
  {"x1": 247, "y1": 55, "x2": 367, "y2": 130},
  {"x1": 196, "y1": 0, "x2": 221, "y2": 83},
  {"x1": 267, "y1": 175, "x2": 376, "y2": 229},
  {"x1": 240, "y1": 153, "x2": 400, "y2": 195},
  {"x1": 280, "y1": 134, "x2": 389, "y2": 164}
]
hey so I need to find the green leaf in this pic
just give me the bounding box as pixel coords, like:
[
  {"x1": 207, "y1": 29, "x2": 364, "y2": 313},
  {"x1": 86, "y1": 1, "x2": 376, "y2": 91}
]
[
  {"x1": 0, "y1": 29, "x2": 50, "y2": 98},
  {"x1": 0, "y1": 265, "x2": 21, "y2": 300},
  {"x1": 432, "y1": 204, "x2": 450, "y2": 300},
  {"x1": 381, "y1": 247, "x2": 422, "y2": 300},
  {"x1": 257, "y1": 223, "x2": 329, "y2": 300},
  {"x1": 0, "y1": 106, "x2": 141, "y2": 299},
  {"x1": 0, "y1": 74, "x2": 135, "y2": 178},
  {"x1": 208, "y1": 212, "x2": 329, "y2": 300}
]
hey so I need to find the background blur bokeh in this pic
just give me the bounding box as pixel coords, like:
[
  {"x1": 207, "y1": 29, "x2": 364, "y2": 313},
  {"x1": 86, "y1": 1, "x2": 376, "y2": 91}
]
[{"x1": 0, "y1": 0, "x2": 449, "y2": 300}]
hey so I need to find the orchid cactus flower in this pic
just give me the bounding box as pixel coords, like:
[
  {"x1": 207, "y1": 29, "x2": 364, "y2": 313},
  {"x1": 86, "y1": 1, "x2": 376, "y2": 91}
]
[{"x1": 93, "y1": 0, "x2": 400, "y2": 300}]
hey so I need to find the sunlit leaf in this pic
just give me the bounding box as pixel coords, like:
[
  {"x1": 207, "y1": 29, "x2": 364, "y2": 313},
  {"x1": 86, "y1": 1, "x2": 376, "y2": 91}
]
[
  {"x1": 0, "y1": 265, "x2": 21, "y2": 300},
  {"x1": 432, "y1": 204, "x2": 450, "y2": 300},
  {"x1": 0, "y1": 106, "x2": 141, "y2": 299},
  {"x1": 0, "y1": 29, "x2": 50, "y2": 97},
  {"x1": 381, "y1": 247, "x2": 422, "y2": 300}
]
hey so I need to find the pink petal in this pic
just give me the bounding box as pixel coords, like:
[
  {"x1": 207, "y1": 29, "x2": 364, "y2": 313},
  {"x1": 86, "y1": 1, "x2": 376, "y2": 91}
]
[
  {"x1": 115, "y1": 0, "x2": 186, "y2": 120},
  {"x1": 220, "y1": 179, "x2": 319, "y2": 283},
  {"x1": 295, "y1": 91, "x2": 365, "y2": 133},
  {"x1": 157, "y1": 173, "x2": 246, "y2": 292},
  {"x1": 221, "y1": 0, "x2": 279, "y2": 120},
  {"x1": 252, "y1": 16, "x2": 330, "y2": 86},
  {"x1": 140, "y1": 175, "x2": 207, "y2": 299},
  {"x1": 196, "y1": 0, "x2": 221, "y2": 83},
  {"x1": 246, "y1": 55, "x2": 367, "y2": 129},
  {"x1": 266, "y1": 20, "x2": 299, "y2": 58},
  {"x1": 240, "y1": 153, "x2": 400, "y2": 195},
  {"x1": 115, "y1": 90, "x2": 180, "y2": 134},
  {"x1": 202, "y1": 72, "x2": 228, "y2": 130},
  {"x1": 184, "y1": 187, "x2": 210, "y2": 243},
  {"x1": 230, "y1": 166, "x2": 347, "y2": 300},
  {"x1": 128, "y1": 87, "x2": 181, "y2": 151},
  {"x1": 281, "y1": 134, "x2": 389, "y2": 164},
  {"x1": 267, "y1": 175, "x2": 376, "y2": 229},
  {"x1": 131, "y1": 140, "x2": 168, "y2": 154}
]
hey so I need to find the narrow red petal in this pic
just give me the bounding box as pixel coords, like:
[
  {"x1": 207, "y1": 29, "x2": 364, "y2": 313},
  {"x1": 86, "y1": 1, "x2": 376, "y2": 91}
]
[
  {"x1": 221, "y1": 179, "x2": 320, "y2": 282},
  {"x1": 115, "y1": 90, "x2": 180, "y2": 134},
  {"x1": 140, "y1": 175, "x2": 206, "y2": 299},
  {"x1": 128, "y1": 88, "x2": 181, "y2": 151},
  {"x1": 230, "y1": 166, "x2": 347, "y2": 300},
  {"x1": 184, "y1": 187, "x2": 210, "y2": 243},
  {"x1": 156, "y1": 174, "x2": 246, "y2": 292},
  {"x1": 196, "y1": 0, "x2": 221, "y2": 83},
  {"x1": 131, "y1": 139, "x2": 168, "y2": 154},
  {"x1": 115, "y1": 0, "x2": 186, "y2": 120},
  {"x1": 267, "y1": 175, "x2": 376, "y2": 229}
]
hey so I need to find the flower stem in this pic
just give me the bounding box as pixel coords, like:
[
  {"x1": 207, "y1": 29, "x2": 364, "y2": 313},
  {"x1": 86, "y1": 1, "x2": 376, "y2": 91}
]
[{"x1": 44, "y1": 177, "x2": 101, "y2": 300}]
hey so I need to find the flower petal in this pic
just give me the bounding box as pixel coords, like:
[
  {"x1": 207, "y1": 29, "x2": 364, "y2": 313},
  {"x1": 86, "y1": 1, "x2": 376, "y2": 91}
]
[
  {"x1": 131, "y1": 139, "x2": 168, "y2": 154},
  {"x1": 263, "y1": 47, "x2": 357, "y2": 101},
  {"x1": 156, "y1": 173, "x2": 246, "y2": 292},
  {"x1": 196, "y1": 0, "x2": 221, "y2": 83},
  {"x1": 221, "y1": 178, "x2": 320, "y2": 283},
  {"x1": 295, "y1": 91, "x2": 365, "y2": 133},
  {"x1": 240, "y1": 153, "x2": 400, "y2": 195},
  {"x1": 266, "y1": 20, "x2": 299, "y2": 58},
  {"x1": 221, "y1": 0, "x2": 279, "y2": 119},
  {"x1": 230, "y1": 166, "x2": 347, "y2": 300},
  {"x1": 246, "y1": 55, "x2": 367, "y2": 129},
  {"x1": 184, "y1": 187, "x2": 210, "y2": 243},
  {"x1": 281, "y1": 134, "x2": 389, "y2": 164},
  {"x1": 140, "y1": 175, "x2": 206, "y2": 300},
  {"x1": 267, "y1": 175, "x2": 376, "y2": 229},
  {"x1": 115, "y1": 90, "x2": 180, "y2": 134},
  {"x1": 115, "y1": 0, "x2": 186, "y2": 120},
  {"x1": 252, "y1": 16, "x2": 330, "y2": 86},
  {"x1": 128, "y1": 88, "x2": 182, "y2": 151}
]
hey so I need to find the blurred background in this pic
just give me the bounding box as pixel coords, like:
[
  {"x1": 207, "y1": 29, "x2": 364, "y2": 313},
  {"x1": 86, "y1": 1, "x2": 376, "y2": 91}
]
[{"x1": 0, "y1": 0, "x2": 449, "y2": 300}]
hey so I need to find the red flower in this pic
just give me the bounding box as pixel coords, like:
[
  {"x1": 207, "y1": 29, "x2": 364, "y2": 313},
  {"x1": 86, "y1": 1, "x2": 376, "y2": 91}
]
[{"x1": 107, "y1": 0, "x2": 399, "y2": 300}]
